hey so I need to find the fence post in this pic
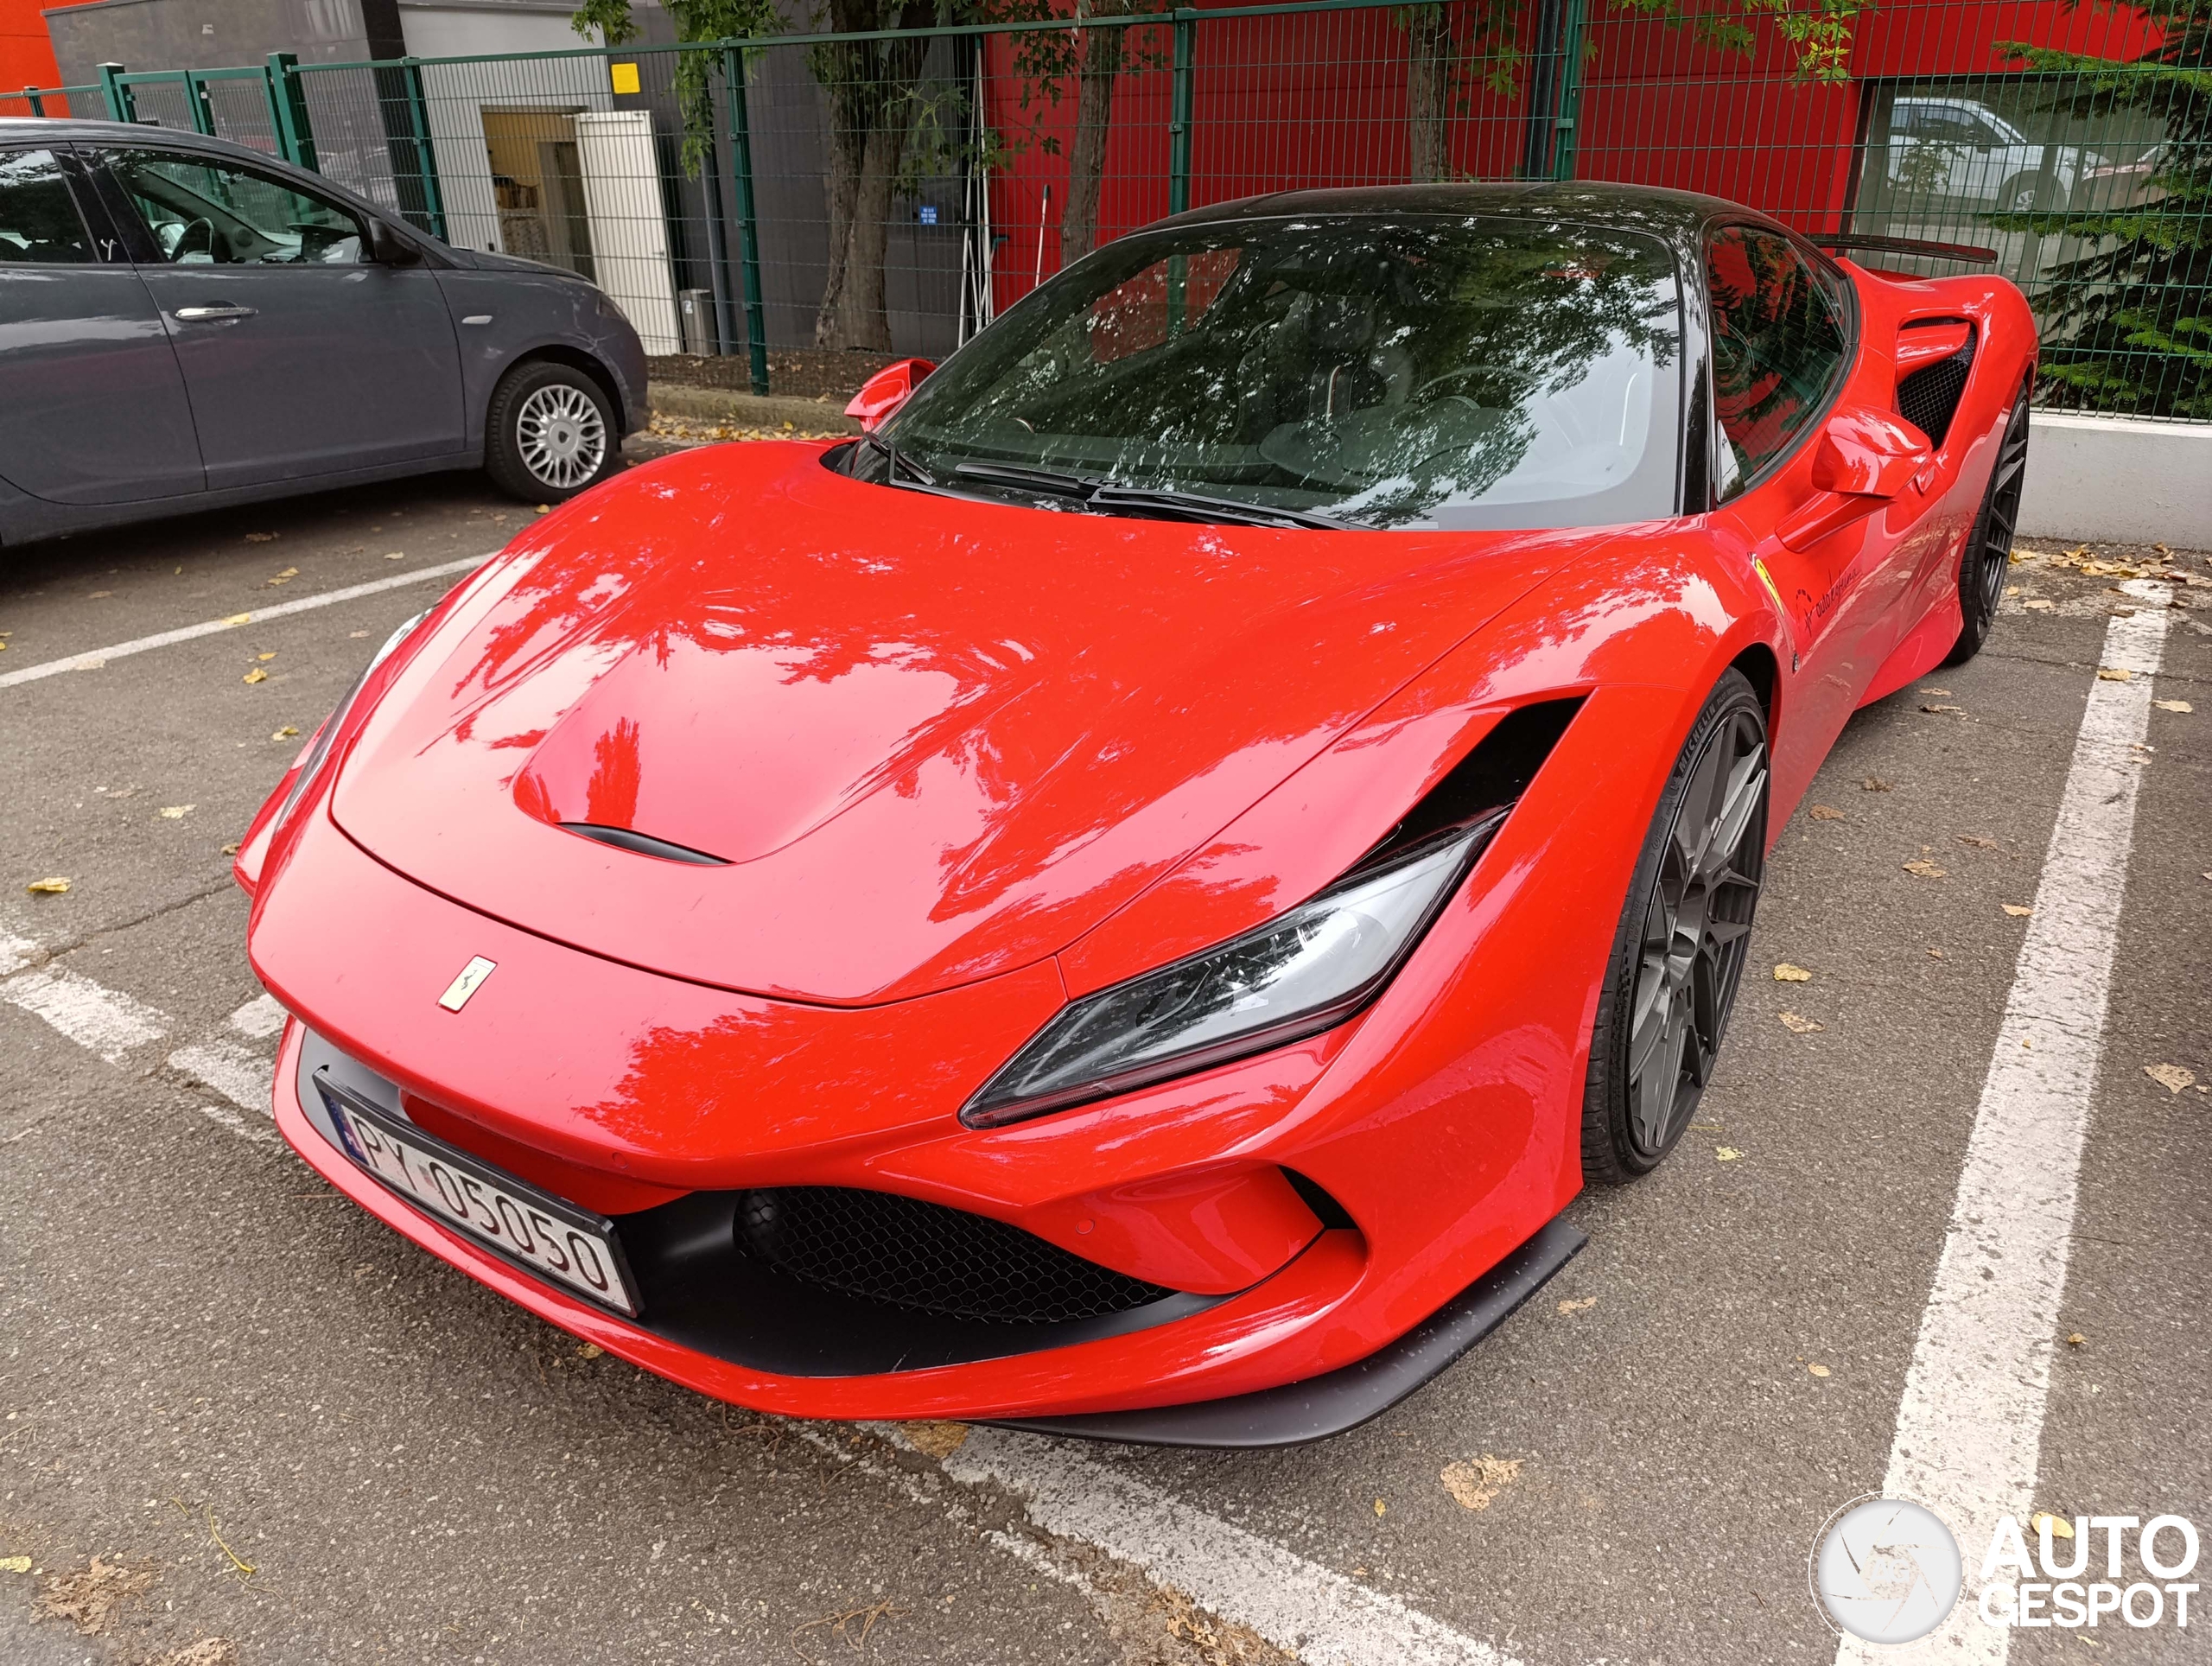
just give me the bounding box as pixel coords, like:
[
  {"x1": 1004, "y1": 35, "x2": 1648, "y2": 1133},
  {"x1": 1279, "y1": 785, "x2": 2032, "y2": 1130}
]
[
  {"x1": 265, "y1": 53, "x2": 319, "y2": 170},
  {"x1": 184, "y1": 70, "x2": 217, "y2": 137},
  {"x1": 722, "y1": 44, "x2": 772, "y2": 397},
  {"x1": 1550, "y1": 0, "x2": 1586, "y2": 181},
  {"x1": 23, "y1": 86, "x2": 43, "y2": 118},
  {"x1": 96, "y1": 63, "x2": 134, "y2": 124},
  {"x1": 1168, "y1": 9, "x2": 1197, "y2": 217},
  {"x1": 400, "y1": 60, "x2": 448, "y2": 240}
]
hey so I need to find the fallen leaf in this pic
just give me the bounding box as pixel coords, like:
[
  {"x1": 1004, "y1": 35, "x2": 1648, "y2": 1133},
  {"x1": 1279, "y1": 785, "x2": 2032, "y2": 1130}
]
[
  {"x1": 1928, "y1": 947, "x2": 1946, "y2": 958},
  {"x1": 221, "y1": 612, "x2": 251, "y2": 626},
  {"x1": 264, "y1": 568, "x2": 297, "y2": 587},
  {"x1": 576, "y1": 1343, "x2": 603, "y2": 1360},
  {"x1": 1716, "y1": 1146, "x2": 1742, "y2": 1161},
  {"x1": 2033, "y1": 1513, "x2": 2075, "y2": 1542},
  {"x1": 383, "y1": 550, "x2": 405, "y2": 561},
  {"x1": 537, "y1": 504, "x2": 551, "y2": 512},
  {"x1": 0, "y1": 1556, "x2": 29, "y2": 1574},
  {"x1": 241, "y1": 669, "x2": 267, "y2": 684},
  {"x1": 1373, "y1": 1498, "x2": 1387, "y2": 1517},
  {"x1": 149, "y1": 1640, "x2": 237, "y2": 1666},
  {"x1": 903, "y1": 1421, "x2": 969, "y2": 1459},
  {"x1": 1862, "y1": 777, "x2": 1893, "y2": 792},
  {"x1": 1556, "y1": 1296, "x2": 1598, "y2": 1315},
  {"x1": 2096, "y1": 666, "x2": 2132, "y2": 682},
  {"x1": 2024, "y1": 597, "x2": 2056, "y2": 612},
  {"x1": 1922, "y1": 687, "x2": 1952, "y2": 696},
  {"x1": 1774, "y1": 963, "x2": 1812, "y2": 982},
  {"x1": 1779, "y1": 1011, "x2": 1825, "y2": 1033},
  {"x1": 2003, "y1": 904, "x2": 2033, "y2": 917},
  {"x1": 25, "y1": 877, "x2": 69, "y2": 894},
  {"x1": 39, "y1": 1556, "x2": 150, "y2": 1636},
  {"x1": 1441, "y1": 1454, "x2": 1521, "y2": 1511},
  {"x1": 1808, "y1": 803, "x2": 1845, "y2": 821},
  {"x1": 1958, "y1": 835, "x2": 1999, "y2": 849},
  {"x1": 1903, "y1": 859, "x2": 1947, "y2": 880},
  {"x1": 255, "y1": 652, "x2": 276, "y2": 662},
  {"x1": 2066, "y1": 1332, "x2": 2086, "y2": 1347},
  {"x1": 221, "y1": 843, "x2": 240, "y2": 855},
  {"x1": 2145, "y1": 1064, "x2": 2196, "y2": 1094},
  {"x1": 1808, "y1": 1363, "x2": 1831, "y2": 1377},
  {"x1": 1922, "y1": 703, "x2": 1964, "y2": 713},
  {"x1": 244, "y1": 531, "x2": 278, "y2": 543},
  {"x1": 271, "y1": 726, "x2": 299, "y2": 741},
  {"x1": 2152, "y1": 698, "x2": 2192, "y2": 713},
  {"x1": 158, "y1": 805, "x2": 194, "y2": 819}
]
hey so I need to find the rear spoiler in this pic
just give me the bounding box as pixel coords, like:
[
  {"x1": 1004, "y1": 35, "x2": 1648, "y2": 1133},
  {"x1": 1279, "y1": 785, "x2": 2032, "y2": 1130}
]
[{"x1": 1810, "y1": 232, "x2": 1999, "y2": 267}]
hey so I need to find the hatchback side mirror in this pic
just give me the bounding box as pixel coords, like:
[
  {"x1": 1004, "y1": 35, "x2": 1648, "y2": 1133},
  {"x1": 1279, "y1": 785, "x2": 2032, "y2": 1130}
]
[
  {"x1": 365, "y1": 217, "x2": 422, "y2": 267},
  {"x1": 845, "y1": 357, "x2": 936, "y2": 432},
  {"x1": 1777, "y1": 404, "x2": 1933, "y2": 550}
]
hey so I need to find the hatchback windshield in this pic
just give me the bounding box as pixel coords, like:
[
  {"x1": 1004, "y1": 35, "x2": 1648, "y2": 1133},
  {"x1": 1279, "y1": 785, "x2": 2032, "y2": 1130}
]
[{"x1": 870, "y1": 215, "x2": 1683, "y2": 530}]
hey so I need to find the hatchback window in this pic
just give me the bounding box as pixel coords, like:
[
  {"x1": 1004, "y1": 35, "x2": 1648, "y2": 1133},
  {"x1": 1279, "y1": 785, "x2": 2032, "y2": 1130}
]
[
  {"x1": 0, "y1": 149, "x2": 94, "y2": 265},
  {"x1": 874, "y1": 216, "x2": 1683, "y2": 531},
  {"x1": 102, "y1": 149, "x2": 365, "y2": 266},
  {"x1": 1706, "y1": 226, "x2": 1847, "y2": 497}
]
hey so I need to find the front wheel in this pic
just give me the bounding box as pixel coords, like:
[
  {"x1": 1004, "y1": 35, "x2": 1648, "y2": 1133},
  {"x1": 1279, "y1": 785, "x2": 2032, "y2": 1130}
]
[
  {"x1": 484, "y1": 359, "x2": 619, "y2": 504},
  {"x1": 1942, "y1": 391, "x2": 2030, "y2": 666},
  {"x1": 1580, "y1": 670, "x2": 1770, "y2": 1183}
]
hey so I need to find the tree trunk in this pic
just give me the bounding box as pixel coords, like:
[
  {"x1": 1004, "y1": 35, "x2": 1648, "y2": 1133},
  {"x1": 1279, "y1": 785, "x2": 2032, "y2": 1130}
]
[
  {"x1": 820, "y1": 118, "x2": 906, "y2": 350},
  {"x1": 1060, "y1": 22, "x2": 1123, "y2": 264},
  {"x1": 812, "y1": 7, "x2": 930, "y2": 351},
  {"x1": 815, "y1": 59, "x2": 866, "y2": 347},
  {"x1": 1406, "y1": 9, "x2": 1452, "y2": 183}
]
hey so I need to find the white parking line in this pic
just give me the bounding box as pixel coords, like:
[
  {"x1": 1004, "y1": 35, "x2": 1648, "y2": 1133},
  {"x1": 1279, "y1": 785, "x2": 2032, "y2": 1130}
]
[
  {"x1": 1844, "y1": 580, "x2": 2172, "y2": 1665},
  {"x1": 228, "y1": 993, "x2": 288, "y2": 1040},
  {"x1": 169, "y1": 1039, "x2": 276, "y2": 1116},
  {"x1": 1, "y1": 950, "x2": 171, "y2": 1064},
  {"x1": 883, "y1": 1424, "x2": 1520, "y2": 1666},
  {"x1": 0, "y1": 554, "x2": 490, "y2": 692}
]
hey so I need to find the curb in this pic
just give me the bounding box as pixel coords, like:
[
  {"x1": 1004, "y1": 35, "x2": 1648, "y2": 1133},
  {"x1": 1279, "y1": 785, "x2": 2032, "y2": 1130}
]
[{"x1": 647, "y1": 384, "x2": 861, "y2": 434}]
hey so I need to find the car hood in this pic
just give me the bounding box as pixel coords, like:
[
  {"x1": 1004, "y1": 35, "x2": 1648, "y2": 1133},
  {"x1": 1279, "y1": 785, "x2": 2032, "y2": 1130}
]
[{"x1": 331, "y1": 444, "x2": 1573, "y2": 1005}]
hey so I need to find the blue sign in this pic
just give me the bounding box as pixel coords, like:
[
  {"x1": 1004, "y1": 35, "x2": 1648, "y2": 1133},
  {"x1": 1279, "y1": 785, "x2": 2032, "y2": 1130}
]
[{"x1": 918, "y1": 205, "x2": 938, "y2": 226}]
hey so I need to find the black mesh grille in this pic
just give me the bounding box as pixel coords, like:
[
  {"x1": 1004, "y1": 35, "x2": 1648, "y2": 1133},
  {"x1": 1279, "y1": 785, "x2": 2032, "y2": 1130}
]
[
  {"x1": 735, "y1": 1187, "x2": 1176, "y2": 1324},
  {"x1": 1897, "y1": 330, "x2": 1976, "y2": 448}
]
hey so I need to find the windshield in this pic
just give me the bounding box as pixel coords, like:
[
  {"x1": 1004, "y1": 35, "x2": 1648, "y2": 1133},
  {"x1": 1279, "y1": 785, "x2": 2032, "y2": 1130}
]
[{"x1": 875, "y1": 215, "x2": 1683, "y2": 531}]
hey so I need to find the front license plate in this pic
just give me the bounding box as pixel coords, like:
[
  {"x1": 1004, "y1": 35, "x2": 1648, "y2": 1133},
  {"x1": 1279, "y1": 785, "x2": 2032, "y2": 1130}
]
[{"x1": 315, "y1": 1074, "x2": 640, "y2": 1317}]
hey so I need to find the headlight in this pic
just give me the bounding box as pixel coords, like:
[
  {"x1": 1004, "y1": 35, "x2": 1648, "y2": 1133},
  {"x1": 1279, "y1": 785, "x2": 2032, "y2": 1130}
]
[
  {"x1": 962, "y1": 813, "x2": 1505, "y2": 1129},
  {"x1": 272, "y1": 607, "x2": 429, "y2": 830}
]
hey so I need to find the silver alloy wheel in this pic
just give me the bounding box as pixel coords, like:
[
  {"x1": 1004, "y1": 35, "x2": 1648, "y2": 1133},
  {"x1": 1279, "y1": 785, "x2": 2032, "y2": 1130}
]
[
  {"x1": 1624, "y1": 709, "x2": 1768, "y2": 1158},
  {"x1": 515, "y1": 383, "x2": 607, "y2": 491}
]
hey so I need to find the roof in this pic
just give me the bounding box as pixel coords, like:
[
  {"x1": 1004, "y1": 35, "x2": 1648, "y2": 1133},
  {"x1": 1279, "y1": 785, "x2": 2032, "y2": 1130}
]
[{"x1": 1158, "y1": 181, "x2": 1780, "y2": 246}]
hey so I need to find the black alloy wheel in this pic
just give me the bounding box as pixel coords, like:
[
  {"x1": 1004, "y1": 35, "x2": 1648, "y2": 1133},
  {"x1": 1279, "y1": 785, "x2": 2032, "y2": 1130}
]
[
  {"x1": 1943, "y1": 390, "x2": 2031, "y2": 665},
  {"x1": 1582, "y1": 671, "x2": 1769, "y2": 1181}
]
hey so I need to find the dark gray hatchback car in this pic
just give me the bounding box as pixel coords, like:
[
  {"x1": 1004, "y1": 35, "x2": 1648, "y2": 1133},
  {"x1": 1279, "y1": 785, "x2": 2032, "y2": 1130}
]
[{"x1": 0, "y1": 119, "x2": 648, "y2": 546}]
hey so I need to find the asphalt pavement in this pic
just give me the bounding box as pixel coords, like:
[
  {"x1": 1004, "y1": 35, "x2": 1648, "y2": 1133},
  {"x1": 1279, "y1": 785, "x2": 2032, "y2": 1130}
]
[{"x1": 2, "y1": 448, "x2": 2206, "y2": 1666}]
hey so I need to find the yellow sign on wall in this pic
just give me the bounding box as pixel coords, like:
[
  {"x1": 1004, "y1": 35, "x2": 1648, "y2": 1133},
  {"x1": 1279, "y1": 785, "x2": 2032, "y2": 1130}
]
[{"x1": 609, "y1": 61, "x2": 640, "y2": 95}]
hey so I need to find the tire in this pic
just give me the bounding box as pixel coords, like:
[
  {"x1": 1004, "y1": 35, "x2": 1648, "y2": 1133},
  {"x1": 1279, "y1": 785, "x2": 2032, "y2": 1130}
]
[
  {"x1": 1580, "y1": 670, "x2": 1769, "y2": 1184},
  {"x1": 1942, "y1": 391, "x2": 2031, "y2": 666},
  {"x1": 1997, "y1": 173, "x2": 2040, "y2": 216},
  {"x1": 484, "y1": 359, "x2": 619, "y2": 504}
]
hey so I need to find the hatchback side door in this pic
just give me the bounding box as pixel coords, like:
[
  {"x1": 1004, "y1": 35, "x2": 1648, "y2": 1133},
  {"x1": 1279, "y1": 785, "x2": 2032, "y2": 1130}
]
[
  {"x1": 90, "y1": 145, "x2": 466, "y2": 491},
  {"x1": 0, "y1": 143, "x2": 203, "y2": 506}
]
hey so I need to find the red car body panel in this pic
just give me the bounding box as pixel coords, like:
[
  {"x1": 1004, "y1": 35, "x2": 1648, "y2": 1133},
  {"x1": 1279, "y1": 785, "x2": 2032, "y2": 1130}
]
[{"x1": 239, "y1": 217, "x2": 2036, "y2": 1425}]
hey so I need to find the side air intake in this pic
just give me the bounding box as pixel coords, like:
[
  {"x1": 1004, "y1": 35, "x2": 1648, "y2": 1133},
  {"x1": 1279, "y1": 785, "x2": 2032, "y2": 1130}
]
[{"x1": 1897, "y1": 326, "x2": 1976, "y2": 449}]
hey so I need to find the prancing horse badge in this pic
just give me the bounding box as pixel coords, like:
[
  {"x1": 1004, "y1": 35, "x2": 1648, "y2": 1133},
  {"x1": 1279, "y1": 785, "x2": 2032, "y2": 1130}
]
[{"x1": 437, "y1": 957, "x2": 497, "y2": 1012}]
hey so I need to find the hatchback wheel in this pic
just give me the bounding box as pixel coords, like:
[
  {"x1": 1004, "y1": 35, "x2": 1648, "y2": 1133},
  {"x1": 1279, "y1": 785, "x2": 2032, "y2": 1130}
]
[
  {"x1": 486, "y1": 360, "x2": 618, "y2": 503},
  {"x1": 1581, "y1": 670, "x2": 1769, "y2": 1181}
]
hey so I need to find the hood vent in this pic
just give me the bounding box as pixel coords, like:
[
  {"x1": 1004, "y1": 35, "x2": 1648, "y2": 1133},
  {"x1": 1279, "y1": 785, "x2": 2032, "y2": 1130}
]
[{"x1": 560, "y1": 823, "x2": 729, "y2": 866}]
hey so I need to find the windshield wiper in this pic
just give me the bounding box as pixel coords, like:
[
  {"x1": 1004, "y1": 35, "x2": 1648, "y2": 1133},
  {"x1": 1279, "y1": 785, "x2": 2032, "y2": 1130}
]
[
  {"x1": 861, "y1": 431, "x2": 937, "y2": 486},
  {"x1": 951, "y1": 461, "x2": 1355, "y2": 531}
]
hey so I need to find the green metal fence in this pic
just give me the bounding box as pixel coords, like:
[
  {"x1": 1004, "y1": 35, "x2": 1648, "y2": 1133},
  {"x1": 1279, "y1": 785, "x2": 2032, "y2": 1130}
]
[{"x1": 6, "y1": 0, "x2": 2205, "y2": 419}]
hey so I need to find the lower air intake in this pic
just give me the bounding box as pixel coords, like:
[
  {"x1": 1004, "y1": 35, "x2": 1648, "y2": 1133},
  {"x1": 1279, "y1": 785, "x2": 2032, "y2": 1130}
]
[{"x1": 735, "y1": 1186, "x2": 1175, "y2": 1324}]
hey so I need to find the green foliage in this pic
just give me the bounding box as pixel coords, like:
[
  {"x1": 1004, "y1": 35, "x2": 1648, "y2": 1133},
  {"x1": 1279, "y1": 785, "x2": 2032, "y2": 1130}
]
[
  {"x1": 1986, "y1": 3, "x2": 2212, "y2": 417},
  {"x1": 1608, "y1": 0, "x2": 1871, "y2": 84},
  {"x1": 571, "y1": 0, "x2": 783, "y2": 177}
]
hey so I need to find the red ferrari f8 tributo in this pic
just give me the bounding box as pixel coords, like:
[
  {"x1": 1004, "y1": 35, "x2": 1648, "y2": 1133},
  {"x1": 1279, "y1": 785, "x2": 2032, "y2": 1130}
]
[{"x1": 236, "y1": 184, "x2": 2032, "y2": 1444}]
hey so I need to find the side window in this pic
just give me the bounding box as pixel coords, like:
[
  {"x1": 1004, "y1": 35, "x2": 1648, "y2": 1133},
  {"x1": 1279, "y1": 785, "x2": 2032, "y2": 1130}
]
[
  {"x1": 1706, "y1": 226, "x2": 1847, "y2": 499},
  {"x1": 0, "y1": 149, "x2": 95, "y2": 265},
  {"x1": 102, "y1": 149, "x2": 365, "y2": 267}
]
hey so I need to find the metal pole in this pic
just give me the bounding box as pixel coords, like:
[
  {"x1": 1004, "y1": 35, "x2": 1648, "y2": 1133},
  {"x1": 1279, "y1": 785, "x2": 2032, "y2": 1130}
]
[
  {"x1": 1521, "y1": 0, "x2": 1563, "y2": 179},
  {"x1": 722, "y1": 46, "x2": 771, "y2": 397},
  {"x1": 1550, "y1": 0, "x2": 1586, "y2": 182},
  {"x1": 184, "y1": 71, "x2": 217, "y2": 137},
  {"x1": 402, "y1": 60, "x2": 447, "y2": 240},
  {"x1": 1168, "y1": 10, "x2": 1196, "y2": 217},
  {"x1": 699, "y1": 121, "x2": 737, "y2": 356},
  {"x1": 265, "y1": 53, "x2": 318, "y2": 171},
  {"x1": 23, "y1": 86, "x2": 43, "y2": 118},
  {"x1": 96, "y1": 63, "x2": 134, "y2": 124}
]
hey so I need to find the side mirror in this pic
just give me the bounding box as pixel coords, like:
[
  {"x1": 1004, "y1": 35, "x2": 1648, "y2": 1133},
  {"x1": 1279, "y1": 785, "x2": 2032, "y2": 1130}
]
[
  {"x1": 845, "y1": 357, "x2": 936, "y2": 432},
  {"x1": 365, "y1": 217, "x2": 421, "y2": 267},
  {"x1": 1777, "y1": 404, "x2": 1932, "y2": 550}
]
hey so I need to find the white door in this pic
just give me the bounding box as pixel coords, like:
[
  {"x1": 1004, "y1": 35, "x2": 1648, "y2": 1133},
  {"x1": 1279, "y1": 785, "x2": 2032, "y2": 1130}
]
[{"x1": 573, "y1": 111, "x2": 681, "y2": 354}]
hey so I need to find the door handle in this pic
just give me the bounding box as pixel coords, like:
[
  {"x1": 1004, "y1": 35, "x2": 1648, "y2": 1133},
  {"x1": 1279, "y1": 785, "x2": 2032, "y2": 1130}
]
[{"x1": 174, "y1": 305, "x2": 257, "y2": 321}]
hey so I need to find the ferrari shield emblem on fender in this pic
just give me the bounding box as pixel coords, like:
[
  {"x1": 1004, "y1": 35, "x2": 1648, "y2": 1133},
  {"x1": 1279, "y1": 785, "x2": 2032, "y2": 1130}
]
[{"x1": 437, "y1": 956, "x2": 497, "y2": 1013}]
